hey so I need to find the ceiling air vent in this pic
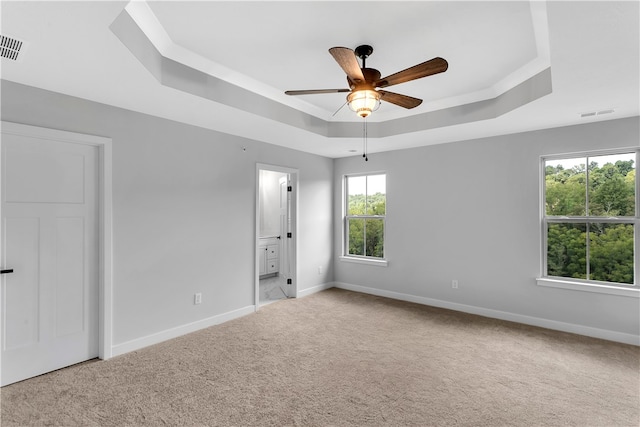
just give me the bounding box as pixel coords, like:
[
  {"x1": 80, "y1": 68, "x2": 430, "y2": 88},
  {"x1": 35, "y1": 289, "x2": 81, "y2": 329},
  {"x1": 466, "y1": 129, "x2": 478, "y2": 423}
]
[
  {"x1": 1, "y1": 35, "x2": 25, "y2": 61},
  {"x1": 580, "y1": 108, "x2": 615, "y2": 118}
]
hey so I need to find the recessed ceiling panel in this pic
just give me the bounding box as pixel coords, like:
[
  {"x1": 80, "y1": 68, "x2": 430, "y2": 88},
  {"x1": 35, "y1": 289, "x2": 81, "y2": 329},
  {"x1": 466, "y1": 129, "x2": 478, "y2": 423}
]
[{"x1": 149, "y1": 1, "x2": 539, "y2": 119}]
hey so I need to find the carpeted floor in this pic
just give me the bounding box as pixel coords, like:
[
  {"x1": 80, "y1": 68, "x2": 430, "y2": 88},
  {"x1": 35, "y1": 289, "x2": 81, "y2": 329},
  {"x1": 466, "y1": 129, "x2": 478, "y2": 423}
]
[{"x1": 1, "y1": 288, "x2": 638, "y2": 426}]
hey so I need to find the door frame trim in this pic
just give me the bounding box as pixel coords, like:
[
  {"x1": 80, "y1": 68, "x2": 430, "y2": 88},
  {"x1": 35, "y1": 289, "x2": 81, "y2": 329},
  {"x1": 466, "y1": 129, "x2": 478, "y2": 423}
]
[
  {"x1": 255, "y1": 163, "x2": 298, "y2": 309},
  {"x1": 0, "y1": 122, "x2": 113, "y2": 385}
]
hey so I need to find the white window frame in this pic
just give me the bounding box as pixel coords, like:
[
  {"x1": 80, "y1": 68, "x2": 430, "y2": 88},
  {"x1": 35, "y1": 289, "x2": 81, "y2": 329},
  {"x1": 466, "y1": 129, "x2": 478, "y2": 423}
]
[
  {"x1": 537, "y1": 148, "x2": 639, "y2": 298},
  {"x1": 341, "y1": 172, "x2": 388, "y2": 267}
]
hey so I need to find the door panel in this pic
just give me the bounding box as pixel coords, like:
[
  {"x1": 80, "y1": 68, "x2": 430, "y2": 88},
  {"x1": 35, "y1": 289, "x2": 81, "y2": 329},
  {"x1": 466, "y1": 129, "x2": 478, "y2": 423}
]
[
  {"x1": 3, "y1": 217, "x2": 40, "y2": 351},
  {"x1": 55, "y1": 217, "x2": 85, "y2": 338},
  {"x1": 1, "y1": 134, "x2": 98, "y2": 386},
  {"x1": 5, "y1": 136, "x2": 85, "y2": 204}
]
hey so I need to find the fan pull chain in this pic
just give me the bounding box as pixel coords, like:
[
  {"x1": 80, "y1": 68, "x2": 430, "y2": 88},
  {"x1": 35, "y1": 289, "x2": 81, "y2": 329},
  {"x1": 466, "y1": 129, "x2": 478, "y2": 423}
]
[{"x1": 362, "y1": 118, "x2": 368, "y2": 161}]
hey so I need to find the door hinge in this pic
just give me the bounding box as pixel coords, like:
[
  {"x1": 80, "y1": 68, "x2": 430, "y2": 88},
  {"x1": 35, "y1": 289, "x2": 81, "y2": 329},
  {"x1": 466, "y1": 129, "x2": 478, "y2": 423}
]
[
  {"x1": 287, "y1": 278, "x2": 292, "y2": 285},
  {"x1": 287, "y1": 232, "x2": 292, "y2": 238},
  {"x1": 287, "y1": 186, "x2": 292, "y2": 192}
]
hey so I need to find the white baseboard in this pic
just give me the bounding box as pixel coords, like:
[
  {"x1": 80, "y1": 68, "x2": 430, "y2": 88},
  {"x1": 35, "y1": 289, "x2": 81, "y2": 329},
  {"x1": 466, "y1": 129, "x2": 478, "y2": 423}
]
[
  {"x1": 109, "y1": 283, "x2": 638, "y2": 357},
  {"x1": 297, "y1": 282, "x2": 335, "y2": 298},
  {"x1": 332, "y1": 282, "x2": 640, "y2": 346},
  {"x1": 111, "y1": 305, "x2": 255, "y2": 357}
]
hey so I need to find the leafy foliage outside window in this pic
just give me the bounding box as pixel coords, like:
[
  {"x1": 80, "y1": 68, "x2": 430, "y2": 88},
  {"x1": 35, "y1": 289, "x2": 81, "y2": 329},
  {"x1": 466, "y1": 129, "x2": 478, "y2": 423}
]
[
  {"x1": 544, "y1": 152, "x2": 637, "y2": 285},
  {"x1": 345, "y1": 174, "x2": 386, "y2": 258}
]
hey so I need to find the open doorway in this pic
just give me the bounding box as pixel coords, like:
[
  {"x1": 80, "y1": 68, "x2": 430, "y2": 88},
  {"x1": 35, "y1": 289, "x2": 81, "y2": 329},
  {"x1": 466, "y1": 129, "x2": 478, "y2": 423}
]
[{"x1": 255, "y1": 164, "x2": 297, "y2": 308}]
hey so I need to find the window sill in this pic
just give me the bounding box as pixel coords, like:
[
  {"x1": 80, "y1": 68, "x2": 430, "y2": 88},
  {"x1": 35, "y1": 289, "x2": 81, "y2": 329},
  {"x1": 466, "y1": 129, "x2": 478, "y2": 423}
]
[
  {"x1": 339, "y1": 256, "x2": 388, "y2": 267},
  {"x1": 536, "y1": 277, "x2": 639, "y2": 298}
]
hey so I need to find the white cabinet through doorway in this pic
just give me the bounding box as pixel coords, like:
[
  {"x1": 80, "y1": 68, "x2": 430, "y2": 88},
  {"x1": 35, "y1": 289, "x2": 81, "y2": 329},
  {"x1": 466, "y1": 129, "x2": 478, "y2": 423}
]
[{"x1": 259, "y1": 237, "x2": 279, "y2": 276}]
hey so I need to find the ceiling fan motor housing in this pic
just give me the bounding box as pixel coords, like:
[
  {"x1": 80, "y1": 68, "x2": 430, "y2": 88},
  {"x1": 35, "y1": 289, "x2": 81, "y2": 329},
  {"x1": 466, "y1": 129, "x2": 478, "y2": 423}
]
[{"x1": 347, "y1": 68, "x2": 381, "y2": 90}]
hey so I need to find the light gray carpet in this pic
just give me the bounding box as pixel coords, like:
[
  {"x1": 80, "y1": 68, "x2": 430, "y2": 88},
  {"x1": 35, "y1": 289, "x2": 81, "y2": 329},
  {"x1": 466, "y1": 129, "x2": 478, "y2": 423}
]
[{"x1": 1, "y1": 288, "x2": 638, "y2": 426}]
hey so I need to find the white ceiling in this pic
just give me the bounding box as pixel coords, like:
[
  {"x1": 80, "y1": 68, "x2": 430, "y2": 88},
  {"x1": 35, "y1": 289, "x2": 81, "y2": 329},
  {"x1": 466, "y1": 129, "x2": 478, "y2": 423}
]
[{"x1": 1, "y1": 1, "x2": 638, "y2": 158}]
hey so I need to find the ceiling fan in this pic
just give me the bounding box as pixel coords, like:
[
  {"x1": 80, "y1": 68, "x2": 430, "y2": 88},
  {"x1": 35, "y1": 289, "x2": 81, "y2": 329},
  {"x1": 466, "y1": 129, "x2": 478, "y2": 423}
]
[{"x1": 285, "y1": 45, "x2": 448, "y2": 118}]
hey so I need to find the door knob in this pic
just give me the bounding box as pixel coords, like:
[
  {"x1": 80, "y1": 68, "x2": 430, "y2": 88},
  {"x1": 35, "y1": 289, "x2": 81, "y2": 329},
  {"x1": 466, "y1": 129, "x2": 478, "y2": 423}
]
[{"x1": 1, "y1": 269, "x2": 14, "y2": 274}]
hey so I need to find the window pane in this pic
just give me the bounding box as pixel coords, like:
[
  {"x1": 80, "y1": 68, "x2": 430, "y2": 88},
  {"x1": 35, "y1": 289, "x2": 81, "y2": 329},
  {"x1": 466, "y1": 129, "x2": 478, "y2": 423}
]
[
  {"x1": 347, "y1": 218, "x2": 365, "y2": 256},
  {"x1": 347, "y1": 176, "x2": 366, "y2": 215},
  {"x1": 545, "y1": 158, "x2": 587, "y2": 216},
  {"x1": 365, "y1": 218, "x2": 384, "y2": 258},
  {"x1": 345, "y1": 173, "x2": 386, "y2": 259},
  {"x1": 547, "y1": 223, "x2": 587, "y2": 279},
  {"x1": 590, "y1": 223, "x2": 634, "y2": 284},
  {"x1": 366, "y1": 174, "x2": 386, "y2": 215},
  {"x1": 588, "y1": 153, "x2": 635, "y2": 217}
]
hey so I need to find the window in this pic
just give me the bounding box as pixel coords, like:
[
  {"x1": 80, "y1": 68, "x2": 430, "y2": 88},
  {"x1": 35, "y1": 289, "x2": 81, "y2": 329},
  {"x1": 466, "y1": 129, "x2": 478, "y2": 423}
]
[
  {"x1": 344, "y1": 173, "x2": 386, "y2": 260},
  {"x1": 542, "y1": 150, "x2": 638, "y2": 289}
]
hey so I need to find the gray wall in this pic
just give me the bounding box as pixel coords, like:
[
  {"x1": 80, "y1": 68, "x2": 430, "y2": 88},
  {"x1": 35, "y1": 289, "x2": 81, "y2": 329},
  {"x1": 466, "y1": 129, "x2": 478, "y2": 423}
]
[
  {"x1": 1, "y1": 80, "x2": 334, "y2": 347},
  {"x1": 2, "y1": 79, "x2": 638, "y2": 347},
  {"x1": 334, "y1": 116, "x2": 639, "y2": 338}
]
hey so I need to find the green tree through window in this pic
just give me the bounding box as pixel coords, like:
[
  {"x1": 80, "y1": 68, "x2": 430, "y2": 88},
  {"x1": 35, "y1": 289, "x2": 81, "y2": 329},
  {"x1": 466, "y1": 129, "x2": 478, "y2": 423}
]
[
  {"x1": 544, "y1": 152, "x2": 637, "y2": 285},
  {"x1": 345, "y1": 174, "x2": 386, "y2": 258}
]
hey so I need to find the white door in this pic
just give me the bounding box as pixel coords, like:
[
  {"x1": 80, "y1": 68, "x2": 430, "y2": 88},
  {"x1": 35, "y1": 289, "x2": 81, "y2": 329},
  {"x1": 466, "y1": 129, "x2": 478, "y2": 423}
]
[
  {"x1": 278, "y1": 174, "x2": 296, "y2": 298},
  {"x1": 1, "y1": 133, "x2": 99, "y2": 386},
  {"x1": 279, "y1": 176, "x2": 288, "y2": 280}
]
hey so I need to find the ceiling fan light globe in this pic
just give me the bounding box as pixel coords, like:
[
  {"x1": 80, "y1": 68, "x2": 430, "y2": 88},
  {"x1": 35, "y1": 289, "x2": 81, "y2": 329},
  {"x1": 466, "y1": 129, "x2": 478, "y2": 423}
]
[{"x1": 347, "y1": 89, "x2": 381, "y2": 118}]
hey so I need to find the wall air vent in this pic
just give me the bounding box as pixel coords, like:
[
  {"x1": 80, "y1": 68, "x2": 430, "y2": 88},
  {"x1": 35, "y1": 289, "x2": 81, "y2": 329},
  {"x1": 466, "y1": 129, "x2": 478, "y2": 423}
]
[{"x1": 1, "y1": 35, "x2": 25, "y2": 61}]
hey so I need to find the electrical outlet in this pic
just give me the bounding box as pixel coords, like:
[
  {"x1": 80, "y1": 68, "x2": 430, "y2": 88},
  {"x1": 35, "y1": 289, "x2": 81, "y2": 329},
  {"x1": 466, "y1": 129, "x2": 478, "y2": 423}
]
[
  {"x1": 194, "y1": 293, "x2": 202, "y2": 305},
  {"x1": 451, "y1": 280, "x2": 458, "y2": 289},
  {"x1": 318, "y1": 266, "x2": 323, "y2": 275}
]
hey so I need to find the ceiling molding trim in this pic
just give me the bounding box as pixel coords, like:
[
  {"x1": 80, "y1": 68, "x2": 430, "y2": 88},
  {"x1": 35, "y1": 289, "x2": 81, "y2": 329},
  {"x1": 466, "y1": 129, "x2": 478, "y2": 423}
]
[
  {"x1": 110, "y1": 6, "x2": 331, "y2": 138},
  {"x1": 490, "y1": 0, "x2": 551, "y2": 98},
  {"x1": 367, "y1": 67, "x2": 553, "y2": 139},
  {"x1": 110, "y1": 1, "x2": 553, "y2": 141},
  {"x1": 123, "y1": 0, "x2": 329, "y2": 120}
]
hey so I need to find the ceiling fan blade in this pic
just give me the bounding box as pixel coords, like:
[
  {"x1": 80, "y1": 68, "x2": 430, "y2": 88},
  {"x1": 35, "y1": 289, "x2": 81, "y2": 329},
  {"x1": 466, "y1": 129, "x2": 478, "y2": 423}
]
[
  {"x1": 375, "y1": 57, "x2": 448, "y2": 88},
  {"x1": 285, "y1": 89, "x2": 351, "y2": 96},
  {"x1": 378, "y1": 90, "x2": 423, "y2": 109},
  {"x1": 329, "y1": 47, "x2": 366, "y2": 83}
]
